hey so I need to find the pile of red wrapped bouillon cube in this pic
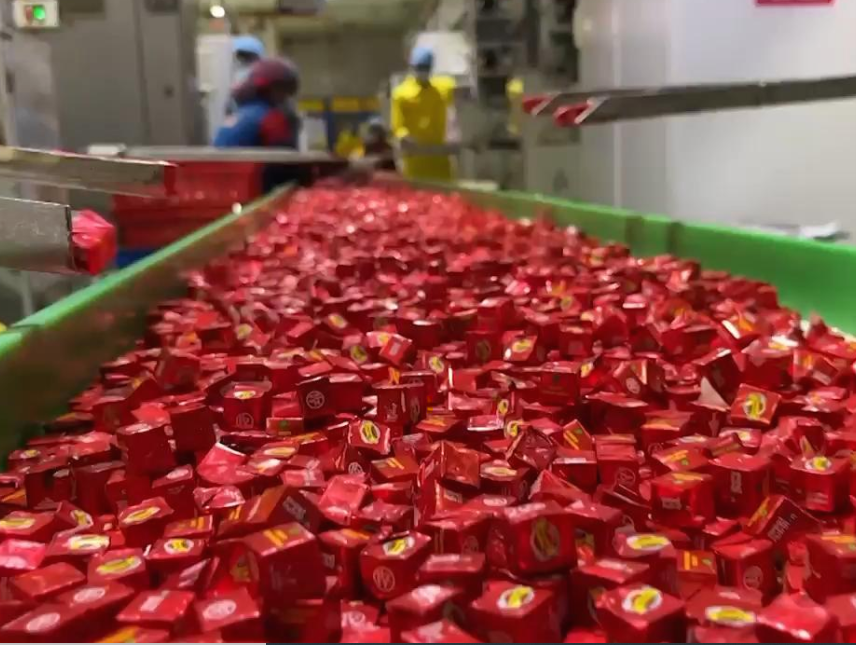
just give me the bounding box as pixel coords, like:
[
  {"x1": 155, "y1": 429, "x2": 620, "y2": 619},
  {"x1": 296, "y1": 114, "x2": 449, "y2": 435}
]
[{"x1": 5, "y1": 185, "x2": 856, "y2": 644}]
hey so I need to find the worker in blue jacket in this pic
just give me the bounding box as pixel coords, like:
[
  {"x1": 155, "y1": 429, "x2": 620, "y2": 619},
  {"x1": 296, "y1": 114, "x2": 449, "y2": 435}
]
[
  {"x1": 215, "y1": 57, "x2": 303, "y2": 191},
  {"x1": 215, "y1": 57, "x2": 300, "y2": 149}
]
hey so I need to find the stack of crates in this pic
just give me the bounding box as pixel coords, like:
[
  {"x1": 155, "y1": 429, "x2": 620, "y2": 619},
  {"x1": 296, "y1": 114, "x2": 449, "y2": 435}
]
[{"x1": 112, "y1": 161, "x2": 264, "y2": 253}]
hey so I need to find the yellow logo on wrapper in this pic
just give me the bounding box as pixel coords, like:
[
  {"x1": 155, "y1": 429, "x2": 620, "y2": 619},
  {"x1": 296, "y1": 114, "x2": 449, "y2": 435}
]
[
  {"x1": 428, "y1": 356, "x2": 446, "y2": 374},
  {"x1": 360, "y1": 421, "x2": 381, "y2": 445},
  {"x1": 497, "y1": 585, "x2": 535, "y2": 610},
  {"x1": 0, "y1": 516, "x2": 35, "y2": 530},
  {"x1": 328, "y1": 314, "x2": 348, "y2": 329},
  {"x1": 705, "y1": 606, "x2": 756, "y2": 628},
  {"x1": 383, "y1": 536, "x2": 414, "y2": 556},
  {"x1": 580, "y1": 361, "x2": 594, "y2": 379},
  {"x1": 735, "y1": 314, "x2": 755, "y2": 333},
  {"x1": 505, "y1": 420, "x2": 522, "y2": 439},
  {"x1": 71, "y1": 510, "x2": 93, "y2": 527},
  {"x1": 99, "y1": 626, "x2": 146, "y2": 643},
  {"x1": 235, "y1": 324, "x2": 252, "y2": 341},
  {"x1": 768, "y1": 338, "x2": 791, "y2": 352},
  {"x1": 97, "y1": 556, "x2": 142, "y2": 576},
  {"x1": 806, "y1": 456, "x2": 833, "y2": 472},
  {"x1": 549, "y1": 280, "x2": 568, "y2": 296},
  {"x1": 484, "y1": 465, "x2": 517, "y2": 478},
  {"x1": 164, "y1": 538, "x2": 194, "y2": 554},
  {"x1": 511, "y1": 339, "x2": 533, "y2": 354},
  {"x1": 233, "y1": 389, "x2": 256, "y2": 400},
  {"x1": 21, "y1": 449, "x2": 40, "y2": 459},
  {"x1": 671, "y1": 472, "x2": 704, "y2": 483},
  {"x1": 497, "y1": 399, "x2": 510, "y2": 416},
  {"x1": 626, "y1": 534, "x2": 670, "y2": 552},
  {"x1": 530, "y1": 517, "x2": 561, "y2": 562},
  {"x1": 265, "y1": 446, "x2": 296, "y2": 459},
  {"x1": 622, "y1": 586, "x2": 663, "y2": 615},
  {"x1": 349, "y1": 345, "x2": 368, "y2": 364},
  {"x1": 742, "y1": 392, "x2": 767, "y2": 421},
  {"x1": 123, "y1": 507, "x2": 159, "y2": 525},
  {"x1": 68, "y1": 534, "x2": 110, "y2": 551}
]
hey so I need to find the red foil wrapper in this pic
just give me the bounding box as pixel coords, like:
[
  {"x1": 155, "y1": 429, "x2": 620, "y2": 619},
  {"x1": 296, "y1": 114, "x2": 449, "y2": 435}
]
[
  {"x1": 359, "y1": 531, "x2": 432, "y2": 601},
  {"x1": 756, "y1": 593, "x2": 837, "y2": 643},
  {"x1": 713, "y1": 537, "x2": 778, "y2": 599},
  {"x1": 486, "y1": 501, "x2": 576, "y2": 576},
  {"x1": 468, "y1": 580, "x2": 562, "y2": 643},
  {"x1": 597, "y1": 583, "x2": 686, "y2": 643},
  {"x1": 70, "y1": 210, "x2": 117, "y2": 275}
]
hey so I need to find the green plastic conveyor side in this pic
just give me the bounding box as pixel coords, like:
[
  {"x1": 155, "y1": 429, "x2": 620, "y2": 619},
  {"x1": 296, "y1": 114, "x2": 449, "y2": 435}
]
[
  {"x1": 454, "y1": 187, "x2": 856, "y2": 334},
  {"x1": 0, "y1": 189, "x2": 287, "y2": 459}
]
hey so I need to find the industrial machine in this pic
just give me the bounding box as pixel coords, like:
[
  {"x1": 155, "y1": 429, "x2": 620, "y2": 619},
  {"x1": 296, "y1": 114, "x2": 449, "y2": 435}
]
[
  {"x1": 10, "y1": 0, "x2": 203, "y2": 152},
  {"x1": 517, "y1": 0, "x2": 583, "y2": 198}
]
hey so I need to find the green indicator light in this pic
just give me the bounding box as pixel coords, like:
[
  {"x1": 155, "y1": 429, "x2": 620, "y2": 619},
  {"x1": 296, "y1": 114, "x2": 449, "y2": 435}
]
[{"x1": 33, "y1": 5, "x2": 47, "y2": 22}]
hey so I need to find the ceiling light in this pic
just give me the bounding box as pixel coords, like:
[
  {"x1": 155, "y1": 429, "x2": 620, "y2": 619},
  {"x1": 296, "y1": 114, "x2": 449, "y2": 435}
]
[{"x1": 209, "y1": 4, "x2": 226, "y2": 18}]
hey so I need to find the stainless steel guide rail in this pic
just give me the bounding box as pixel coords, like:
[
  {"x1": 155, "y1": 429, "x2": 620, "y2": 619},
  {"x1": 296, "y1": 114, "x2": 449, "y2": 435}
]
[
  {"x1": 87, "y1": 145, "x2": 341, "y2": 165},
  {"x1": 524, "y1": 74, "x2": 856, "y2": 127},
  {"x1": 0, "y1": 147, "x2": 175, "y2": 273},
  {"x1": 0, "y1": 146, "x2": 173, "y2": 195},
  {"x1": 0, "y1": 196, "x2": 72, "y2": 273}
]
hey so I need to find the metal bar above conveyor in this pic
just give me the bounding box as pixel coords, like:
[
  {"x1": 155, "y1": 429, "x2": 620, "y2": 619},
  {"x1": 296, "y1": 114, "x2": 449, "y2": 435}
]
[
  {"x1": 0, "y1": 146, "x2": 175, "y2": 196},
  {"x1": 87, "y1": 145, "x2": 341, "y2": 165},
  {"x1": 524, "y1": 83, "x2": 736, "y2": 117},
  {"x1": 524, "y1": 74, "x2": 856, "y2": 127},
  {"x1": 0, "y1": 196, "x2": 72, "y2": 273}
]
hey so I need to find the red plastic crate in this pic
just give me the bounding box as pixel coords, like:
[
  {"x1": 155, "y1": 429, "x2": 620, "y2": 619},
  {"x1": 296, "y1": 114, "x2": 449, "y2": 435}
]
[
  {"x1": 113, "y1": 161, "x2": 263, "y2": 215},
  {"x1": 120, "y1": 218, "x2": 215, "y2": 248},
  {"x1": 113, "y1": 161, "x2": 263, "y2": 249}
]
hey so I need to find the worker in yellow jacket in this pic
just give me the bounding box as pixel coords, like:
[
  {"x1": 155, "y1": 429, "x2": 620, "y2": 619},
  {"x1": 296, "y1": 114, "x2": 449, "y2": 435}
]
[{"x1": 391, "y1": 46, "x2": 453, "y2": 182}]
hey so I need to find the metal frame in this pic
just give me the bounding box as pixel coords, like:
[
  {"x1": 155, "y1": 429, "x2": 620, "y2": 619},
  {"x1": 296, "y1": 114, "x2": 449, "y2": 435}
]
[
  {"x1": 524, "y1": 74, "x2": 856, "y2": 127},
  {"x1": 0, "y1": 147, "x2": 175, "y2": 274},
  {"x1": 85, "y1": 145, "x2": 346, "y2": 164},
  {"x1": 0, "y1": 146, "x2": 174, "y2": 196},
  {"x1": 0, "y1": 196, "x2": 71, "y2": 273}
]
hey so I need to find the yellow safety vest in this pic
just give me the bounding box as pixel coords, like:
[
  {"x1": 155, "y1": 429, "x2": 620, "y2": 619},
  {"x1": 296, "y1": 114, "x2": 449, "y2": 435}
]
[{"x1": 391, "y1": 75, "x2": 453, "y2": 182}]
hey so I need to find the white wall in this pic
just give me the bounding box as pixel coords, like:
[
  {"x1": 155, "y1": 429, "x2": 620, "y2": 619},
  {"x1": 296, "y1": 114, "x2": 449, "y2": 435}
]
[
  {"x1": 668, "y1": 0, "x2": 856, "y2": 234},
  {"x1": 573, "y1": 0, "x2": 856, "y2": 237},
  {"x1": 280, "y1": 31, "x2": 406, "y2": 97},
  {"x1": 575, "y1": 0, "x2": 671, "y2": 211}
]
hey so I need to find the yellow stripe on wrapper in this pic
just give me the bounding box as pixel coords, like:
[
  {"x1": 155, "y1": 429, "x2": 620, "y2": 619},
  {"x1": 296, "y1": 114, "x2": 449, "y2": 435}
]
[{"x1": 265, "y1": 528, "x2": 289, "y2": 548}]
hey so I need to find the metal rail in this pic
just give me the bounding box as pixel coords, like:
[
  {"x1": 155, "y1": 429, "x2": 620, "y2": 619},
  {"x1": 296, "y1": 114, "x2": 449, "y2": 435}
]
[
  {"x1": 0, "y1": 147, "x2": 174, "y2": 196},
  {"x1": 0, "y1": 196, "x2": 72, "y2": 273},
  {"x1": 87, "y1": 145, "x2": 341, "y2": 165},
  {"x1": 0, "y1": 147, "x2": 175, "y2": 274},
  {"x1": 524, "y1": 74, "x2": 856, "y2": 127}
]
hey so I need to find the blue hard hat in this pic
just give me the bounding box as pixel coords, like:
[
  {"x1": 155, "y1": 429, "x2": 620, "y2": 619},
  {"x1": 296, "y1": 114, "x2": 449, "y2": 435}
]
[
  {"x1": 233, "y1": 35, "x2": 265, "y2": 58},
  {"x1": 409, "y1": 45, "x2": 435, "y2": 69}
]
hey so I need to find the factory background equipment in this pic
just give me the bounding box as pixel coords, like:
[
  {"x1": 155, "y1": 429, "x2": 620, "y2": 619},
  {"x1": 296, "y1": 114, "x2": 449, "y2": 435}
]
[{"x1": 13, "y1": 0, "x2": 203, "y2": 153}]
